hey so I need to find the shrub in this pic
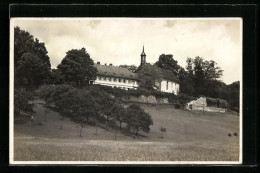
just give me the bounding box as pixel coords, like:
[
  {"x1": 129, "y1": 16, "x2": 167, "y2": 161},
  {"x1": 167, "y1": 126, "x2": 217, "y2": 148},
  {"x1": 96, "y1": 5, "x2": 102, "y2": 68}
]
[
  {"x1": 174, "y1": 104, "x2": 181, "y2": 109},
  {"x1": 177, "y1": 93, "x2": 196, "y2": 105},
  {"x1": 206, "y1": 97, "x2": 229, "y2": 108}
]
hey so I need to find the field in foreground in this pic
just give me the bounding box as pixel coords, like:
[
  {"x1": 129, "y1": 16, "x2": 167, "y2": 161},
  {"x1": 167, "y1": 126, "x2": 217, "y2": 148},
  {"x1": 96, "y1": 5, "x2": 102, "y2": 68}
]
[{"x1": 13, "y1": 101, "x2": 240, "y2": 162}]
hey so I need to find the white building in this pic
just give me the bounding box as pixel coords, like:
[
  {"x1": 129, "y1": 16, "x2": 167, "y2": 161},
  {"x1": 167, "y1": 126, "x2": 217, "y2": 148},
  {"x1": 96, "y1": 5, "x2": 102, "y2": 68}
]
[
  {"x1": 91, "y1": 45, "x2": 180, "y2": 94},
  {"x1": 140, "y1": 45, "x2": 180, "y2": 95},
  {"x1": 92, "y1": 63, "x2": 139, "y2": 90},
  {"x1": 159, "y1": 78, "x2": 180, "y2": 94}
]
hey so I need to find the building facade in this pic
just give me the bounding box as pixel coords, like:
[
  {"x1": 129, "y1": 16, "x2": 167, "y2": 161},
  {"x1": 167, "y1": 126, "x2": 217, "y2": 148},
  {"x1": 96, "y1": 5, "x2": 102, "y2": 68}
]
[
  {"x1": 91, "y1": 63, "x2": 139, "y2": 90},
  {"x1": 159, "y1": 79, "x2": 180, "y2": 94}
]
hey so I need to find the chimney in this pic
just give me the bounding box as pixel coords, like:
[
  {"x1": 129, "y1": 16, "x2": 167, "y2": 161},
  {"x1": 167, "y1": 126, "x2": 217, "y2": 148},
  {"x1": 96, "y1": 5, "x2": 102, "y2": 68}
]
[
  {"x1": 109, "y1": 63, "x2": 113, "y2": 66},
  {"x1": 105, "y1": 63, "x2": 107, "y2": 66},
  {"x1": 97, "y1": 62, "x2": 100, "y2": 65}
]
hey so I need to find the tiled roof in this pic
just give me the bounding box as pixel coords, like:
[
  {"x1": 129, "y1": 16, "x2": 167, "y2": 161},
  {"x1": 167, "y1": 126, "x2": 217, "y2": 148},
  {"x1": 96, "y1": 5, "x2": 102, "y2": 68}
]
[
  {"x1": 94, "y1": 64, "x2": 138, "y2": 80},
  {"x1": 158, "y1": 67, "x2": 180, "y2": 83}
]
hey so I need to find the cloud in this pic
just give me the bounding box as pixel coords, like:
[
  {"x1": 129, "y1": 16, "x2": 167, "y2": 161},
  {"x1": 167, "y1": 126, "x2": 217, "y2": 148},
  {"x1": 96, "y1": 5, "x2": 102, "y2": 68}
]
[{"x1": 13, "y1": 18, "x2": 241, "y2": 84}]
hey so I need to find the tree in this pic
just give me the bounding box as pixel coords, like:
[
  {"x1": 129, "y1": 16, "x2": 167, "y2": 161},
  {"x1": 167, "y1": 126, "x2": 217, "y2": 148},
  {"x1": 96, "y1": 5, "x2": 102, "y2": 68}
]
[
  {"x1": 14, "y1": 27, "x2": 51, "y2": 87},
  {"x1": 45, "y1": 69, "x2": 64, "y2": 85},
  {"x1": 126, "y1": 104, "x2": 153, "y2": 136},
  {"x1": 160, "y1": 126, "x2": 167, "y2": 138},
  {"x1": 44, "y1": 109, "x2": 49, "y2": 122},
  {"x1": 203, "y1": 60, "x2": 223, "y2": 80},
  {"x1": 57, "y1": 48, "x2": 97, "y2": 86},
  {"x1": 183, "y1": 56, "x2": 224, "y2": 97},
  {"x1": 137, "y1": 64, "x2": 163, "y2": 91},
  {"x1": 14, "y1": 26, "x2": 34, "y2": 68},
  {"x1": 14, "y1": 89, "x2": 35, "y2": 116},
  {"x1": 178, "y1": 67, "x2": 194, "y2": 95},
  {"x1": 225, "y1": 81, "x2": 240, "y2": 112},
  {"x1": 110, "y1": 103, "x2": 127, "y2": 130},
  {"x1": 73, "y1": 94, "x2": 99, "y2": 124},
  {"x1": 16, "y1": 52, "x2": 51, "y2": 87},
  {"x1": 155, "y1": 54, "x2": 180, "y2": 76}
]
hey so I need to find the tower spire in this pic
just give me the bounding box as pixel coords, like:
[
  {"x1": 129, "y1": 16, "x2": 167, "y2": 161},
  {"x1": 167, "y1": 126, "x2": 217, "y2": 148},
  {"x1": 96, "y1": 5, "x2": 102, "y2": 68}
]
[{"x1": 140, "y1": 44, "x2": 146, "y2": 66}]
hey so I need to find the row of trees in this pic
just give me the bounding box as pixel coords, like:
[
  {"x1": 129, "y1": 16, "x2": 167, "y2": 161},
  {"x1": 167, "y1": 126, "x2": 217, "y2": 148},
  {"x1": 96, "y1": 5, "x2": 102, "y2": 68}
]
[{"x1": 37, "y1": 85, "x2": 153, "y2": 136}]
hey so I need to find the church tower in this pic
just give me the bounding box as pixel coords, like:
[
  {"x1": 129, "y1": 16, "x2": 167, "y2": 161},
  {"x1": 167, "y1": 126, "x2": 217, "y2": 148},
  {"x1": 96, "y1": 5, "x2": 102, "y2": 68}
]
[{"x1": 140, "y1": 45, "x2": 146, "y2": 66}]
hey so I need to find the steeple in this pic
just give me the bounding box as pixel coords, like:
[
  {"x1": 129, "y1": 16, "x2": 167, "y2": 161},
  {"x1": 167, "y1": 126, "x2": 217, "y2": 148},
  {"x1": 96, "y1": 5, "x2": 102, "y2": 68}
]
[{"x1": 140, "y1": 44, "x2": 146, "y2": 66}]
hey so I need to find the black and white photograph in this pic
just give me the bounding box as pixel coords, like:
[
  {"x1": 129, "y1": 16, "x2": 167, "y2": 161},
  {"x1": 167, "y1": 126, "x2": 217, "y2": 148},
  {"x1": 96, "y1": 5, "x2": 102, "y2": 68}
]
[{"x1": 9, "y1": 18, "x2": 242, "y2": 164}]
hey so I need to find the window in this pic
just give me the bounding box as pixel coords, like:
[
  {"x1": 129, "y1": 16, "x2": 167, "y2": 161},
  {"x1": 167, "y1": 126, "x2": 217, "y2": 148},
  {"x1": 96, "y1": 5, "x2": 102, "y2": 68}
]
[
  {"x1": 108, "y1": 77, "x2": 111, "y2": 81},
  {"x1": 118, "y1": 79, "x2": 121, "y2": 83},
  {"x1": 113, "y1": 78, "x2": 117, "y2": 82},
  {"x1": 128, "y1": 80, "x2": 131, "y2": 83},
  {"x1": 98, "y1": 76, "x2": 101, "y2": 80},
  {"x1": 166, "y1": 81, "x2": 168, "y2": 90},
  {"x1": 123, "y1": 79, "x2": 126, "y2": 83}
]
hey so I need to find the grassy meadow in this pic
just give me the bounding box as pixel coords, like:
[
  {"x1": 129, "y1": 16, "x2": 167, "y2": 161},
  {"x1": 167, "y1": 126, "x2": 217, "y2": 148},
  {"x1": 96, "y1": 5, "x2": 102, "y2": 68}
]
[{"x1": 13, "y1": 101, "x2": 240, "y2": 162}]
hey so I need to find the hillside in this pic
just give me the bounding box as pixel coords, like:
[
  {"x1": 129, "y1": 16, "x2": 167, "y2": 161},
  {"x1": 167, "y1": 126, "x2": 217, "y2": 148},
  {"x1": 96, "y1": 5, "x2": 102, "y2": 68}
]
[{"x1": 13, "y1": 101, "x2": 240, "y2": 161}]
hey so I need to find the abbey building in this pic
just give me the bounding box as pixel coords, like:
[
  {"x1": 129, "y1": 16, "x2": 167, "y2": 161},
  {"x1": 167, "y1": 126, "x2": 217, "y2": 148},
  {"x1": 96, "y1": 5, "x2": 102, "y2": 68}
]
[{"x1": 91, "y1": 46, "x2": 180, "y2": 95}]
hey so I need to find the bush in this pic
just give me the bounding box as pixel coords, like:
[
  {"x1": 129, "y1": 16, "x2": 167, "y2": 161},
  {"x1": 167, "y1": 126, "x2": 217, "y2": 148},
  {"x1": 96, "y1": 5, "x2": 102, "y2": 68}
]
[
  {"x1": 174, "y1": 104, "x2": 181, "y2": 109},
  {"x1": 177, "y1": 93, "x2": 196, "y2": 105},
  {"x1": 89, "y1": 85, "x2": 180, "y2": 104},
  {"x1": 206, "y1": 97, "x2": 229, "y2": 108}
]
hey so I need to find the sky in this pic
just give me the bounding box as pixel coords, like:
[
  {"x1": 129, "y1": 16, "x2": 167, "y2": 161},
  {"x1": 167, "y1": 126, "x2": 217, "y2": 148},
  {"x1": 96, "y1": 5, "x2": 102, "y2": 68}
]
[{"x1": 13, "y1": 18, "x2": 242, "y2": 84}]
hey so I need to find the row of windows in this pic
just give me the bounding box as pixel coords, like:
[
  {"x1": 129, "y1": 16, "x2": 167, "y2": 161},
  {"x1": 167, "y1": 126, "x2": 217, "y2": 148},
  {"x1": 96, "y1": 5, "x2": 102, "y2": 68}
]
[
  {"x1": 166, "y1": 81, "x2": 178, "y2": 90},
  {"x1": 97, "y1": 76, "x2": 136, "y2": 84}
]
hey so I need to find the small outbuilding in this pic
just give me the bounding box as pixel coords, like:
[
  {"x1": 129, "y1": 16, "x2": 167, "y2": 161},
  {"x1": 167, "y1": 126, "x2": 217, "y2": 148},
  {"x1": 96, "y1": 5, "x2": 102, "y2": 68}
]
[{"x1": 186, "y1": 97, "x2": 226, "y2": 113}]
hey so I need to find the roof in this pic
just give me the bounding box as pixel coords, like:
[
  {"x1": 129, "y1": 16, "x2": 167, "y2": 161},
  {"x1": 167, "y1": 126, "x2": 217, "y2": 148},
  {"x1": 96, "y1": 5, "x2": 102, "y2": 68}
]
[
  {"x1": 94, "y1": 64, "x2": 138, "y2": 80},
  {"x1": 156, "y1": 66, "x2": 180, "y2": 83}
]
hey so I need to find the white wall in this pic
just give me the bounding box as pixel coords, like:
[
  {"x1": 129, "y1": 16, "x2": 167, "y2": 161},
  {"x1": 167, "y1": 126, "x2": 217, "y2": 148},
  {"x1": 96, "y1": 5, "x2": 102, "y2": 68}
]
[
  {"x1": 93, "y1": 75, "x2": 139, "y2": 90},
  {"x1": 160, "y1": 80, "x2": 179, "y2": 95}
]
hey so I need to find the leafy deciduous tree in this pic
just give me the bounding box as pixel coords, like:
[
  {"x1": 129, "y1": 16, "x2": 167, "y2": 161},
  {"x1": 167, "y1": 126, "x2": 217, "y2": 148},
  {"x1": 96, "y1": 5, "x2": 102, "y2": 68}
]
[
  {"x1": 14, "y1": 26, "x2": 51, "y2": 87},
  {"x1": 14, "y1": 89, "x2": 35, "y2": 116},
  {"x1": 126, "y1": 104, "x2": 153, "y2": 136},
  {"x1": 155, "y1": 54, "x2": 180, "y2": 76},
  {"x1": 137, "y1": 64, "x2": 163, "y2": 91},
  {"x1": 57, "y1": 48, "x2": 97, "y2": 86}
]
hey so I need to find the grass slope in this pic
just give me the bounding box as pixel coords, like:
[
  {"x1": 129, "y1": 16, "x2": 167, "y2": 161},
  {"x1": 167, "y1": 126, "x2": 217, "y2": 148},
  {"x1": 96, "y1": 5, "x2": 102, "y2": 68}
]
[{"x1": 13, "y1": 101, "x2": 239, "y2": 161}]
